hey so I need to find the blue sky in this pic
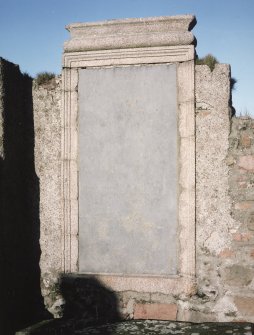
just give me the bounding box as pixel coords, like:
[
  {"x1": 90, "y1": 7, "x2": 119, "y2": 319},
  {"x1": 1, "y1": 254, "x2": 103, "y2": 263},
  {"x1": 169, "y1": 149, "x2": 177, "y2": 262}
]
[{"x1": 0, "y1": 0, "x2": 253, "y2": 115}]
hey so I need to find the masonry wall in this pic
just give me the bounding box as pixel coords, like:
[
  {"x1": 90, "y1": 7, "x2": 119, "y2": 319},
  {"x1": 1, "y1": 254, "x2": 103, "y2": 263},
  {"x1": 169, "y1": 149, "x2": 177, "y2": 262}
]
[
  {"x1": 190, "y1": 65, "x2": 254, "y2": 322},
  {"x1": 1, "y1": 58, "x2": 254, "y2": 327},
  {"x1": 31, "y1": 64, "x2": 254, "y2": 323},
  {"x1": 33, "y1": 76, "x2": 63, "y2": 317}
]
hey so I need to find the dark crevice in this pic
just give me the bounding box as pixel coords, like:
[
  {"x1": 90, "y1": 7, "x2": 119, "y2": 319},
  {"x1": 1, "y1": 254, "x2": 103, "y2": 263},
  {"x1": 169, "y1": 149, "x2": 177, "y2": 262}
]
[{"x1": 0, "y1": 58, "x2": 51, "y2": 335}]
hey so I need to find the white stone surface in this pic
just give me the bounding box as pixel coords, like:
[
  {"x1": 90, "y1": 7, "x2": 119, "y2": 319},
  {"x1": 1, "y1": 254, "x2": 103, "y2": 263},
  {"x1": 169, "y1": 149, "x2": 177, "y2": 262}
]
[
  {"x1": 64, "y1": 15, "x2": 196, "y2": 52},
  {"x1": 78, "y1": 64, "x2": 178, "y2": 275}
]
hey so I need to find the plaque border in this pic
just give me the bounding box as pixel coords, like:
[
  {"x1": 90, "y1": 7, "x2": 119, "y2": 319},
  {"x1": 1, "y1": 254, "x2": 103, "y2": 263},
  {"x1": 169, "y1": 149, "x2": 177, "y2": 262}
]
[{"x1": 61, "y1": 45, "x2": 196, "y2": 295}]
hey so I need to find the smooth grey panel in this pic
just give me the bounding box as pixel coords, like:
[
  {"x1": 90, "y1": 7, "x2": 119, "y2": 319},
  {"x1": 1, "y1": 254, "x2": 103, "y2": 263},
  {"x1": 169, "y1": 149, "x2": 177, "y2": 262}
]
[{"x1": 79, "y1": 64, "x2": 177, "y2": 275}]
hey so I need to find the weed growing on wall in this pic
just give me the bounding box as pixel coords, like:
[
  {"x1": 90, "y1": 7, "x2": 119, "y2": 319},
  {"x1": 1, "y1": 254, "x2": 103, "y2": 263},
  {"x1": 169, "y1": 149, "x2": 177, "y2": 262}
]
[
  {"x1": 196, "y1": 54, "x2": 237, "y2": 91},
  {"x1": 196, "y1": 53, "x2": 218, "y2": 71},
  {"x1": 35, "y1": 72, "x2": 55, "y2": 85}
]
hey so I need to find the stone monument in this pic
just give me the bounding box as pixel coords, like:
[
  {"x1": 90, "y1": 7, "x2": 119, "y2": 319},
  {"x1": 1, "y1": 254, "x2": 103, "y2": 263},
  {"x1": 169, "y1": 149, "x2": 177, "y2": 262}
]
[{"x1": 62, "y1": 15, "x2": 196, "y2": 298}]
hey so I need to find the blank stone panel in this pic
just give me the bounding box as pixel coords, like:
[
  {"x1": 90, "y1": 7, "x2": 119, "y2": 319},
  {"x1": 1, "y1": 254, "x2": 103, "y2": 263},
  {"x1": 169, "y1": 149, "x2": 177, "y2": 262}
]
[{"x1": 78, "y1": 64, "x2": 177, "y2": 275}]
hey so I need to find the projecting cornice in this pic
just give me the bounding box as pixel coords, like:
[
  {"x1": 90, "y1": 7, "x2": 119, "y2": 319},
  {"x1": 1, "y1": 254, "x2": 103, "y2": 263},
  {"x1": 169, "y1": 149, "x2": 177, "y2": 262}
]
[{"x1": 64, "y1": 15, "x2": 196, "y2": 52}]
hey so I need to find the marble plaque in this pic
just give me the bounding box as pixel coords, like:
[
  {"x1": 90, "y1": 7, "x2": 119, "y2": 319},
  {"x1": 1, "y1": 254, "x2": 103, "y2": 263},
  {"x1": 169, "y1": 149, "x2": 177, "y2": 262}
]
[{"x1": 79, "y1": 64, "x2": 177, "y2": 275}]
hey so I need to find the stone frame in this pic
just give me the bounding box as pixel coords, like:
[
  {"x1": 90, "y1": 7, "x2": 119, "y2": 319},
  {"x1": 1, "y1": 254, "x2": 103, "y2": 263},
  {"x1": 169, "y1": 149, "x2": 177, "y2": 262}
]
[{"x1": 61, "y1": 16, "x2": 196, "y2": 295}]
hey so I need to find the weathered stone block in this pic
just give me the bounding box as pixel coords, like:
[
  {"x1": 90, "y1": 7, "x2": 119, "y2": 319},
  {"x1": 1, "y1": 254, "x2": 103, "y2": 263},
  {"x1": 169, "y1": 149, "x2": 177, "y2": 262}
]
[
  {"x1": 240, "y1": 133, "x2": 251, "y2": 148},
  {"x1": 219, "y1": 248, "x2": 235, "y2": 258},
  {"x1": 133, "y1": 303, "x2": 177, "y2": 320},
  {"x1": 234, "y1": 201, "x2": 254, "y2": 210},
  {"x1": 232, "y1": 232, "x2": 253, "y2": 242},
  {"x1": 234, "y1": 297, "x2": 254, "y2": 316},
  {"x1": 238, "y1": 155, "x2": 254, "y2": 171},
  {"x1": 223, "y1": 265, "x2": 254, "y2": 286}
]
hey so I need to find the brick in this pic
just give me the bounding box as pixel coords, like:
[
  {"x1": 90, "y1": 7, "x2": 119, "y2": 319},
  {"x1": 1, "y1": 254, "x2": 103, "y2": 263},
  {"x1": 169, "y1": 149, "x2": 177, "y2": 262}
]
[
  {"x1": 234, "y1": 297, "x2": 254, "y2": 316},
  {"x1": 240, "y1": 133, "x2": 251, "y2": 148},
  {"x1": 238, "y1": 155, "x2": 254, "y2": 171},
  {"x1": 219, "y1": 248, "x2": 235, "y2": 258},
  {"x1": 234, "y1": 201, "x2": 254, "y2": 210},
  {"x1": 134, "y1": 303, "x2": 177, "y2": 320},
  {"x1": 250, "y1": 249, "x2": 254, "y2": 257},
  {"x1": 232, "y1": 232, "x2": 253, "y2": 242}
]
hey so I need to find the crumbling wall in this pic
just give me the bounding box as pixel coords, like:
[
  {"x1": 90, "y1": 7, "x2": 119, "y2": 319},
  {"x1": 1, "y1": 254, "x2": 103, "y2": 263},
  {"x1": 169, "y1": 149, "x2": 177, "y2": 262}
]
[
  {"x1": 33, "y1": 76, "x2": 63, "y2": 317},
  {"x1": 1, "y1": 58, "x2": 254, "y2": 326},
  {"x1": 185, "y1": 64, "x2": 254, "y2": 323},
  {"x1": 116, "y1": 65, "x2": 254, "y2": 323},
  {"x1": 33, "y1": 64, "x2": 254, "y2": 323},
  {"x1": 227, "y1": 116, "x2": 254, "y2": 320}
]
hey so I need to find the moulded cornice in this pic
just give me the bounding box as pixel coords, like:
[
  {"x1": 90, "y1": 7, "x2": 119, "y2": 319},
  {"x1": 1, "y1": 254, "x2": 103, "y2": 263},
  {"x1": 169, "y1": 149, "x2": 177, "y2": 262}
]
[{"x1": 64, "y1": 15, "x2": 196, "y2": 52}]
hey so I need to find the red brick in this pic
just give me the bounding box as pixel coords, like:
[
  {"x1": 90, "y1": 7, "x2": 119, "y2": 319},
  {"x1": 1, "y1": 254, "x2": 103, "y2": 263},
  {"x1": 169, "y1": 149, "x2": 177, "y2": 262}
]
[
  {"x1": 219, "y1": 248, "x2": 235, "y2": 258},
  {"x1": 238, "y1": 155, "x2": 254, "y2": 171},
  {"x1": 234, "y1": 201, "x2": 254, "y2": 210},
  {"x1": 134, "y1": 303, "x2": 177, "y2": 320},
  {"x1": 250, "y1": 249, "x2": 254, "y2": 257},
  {"x1": 198, "y1": 111, "x2": 211, "y2": 118},
  {"x1": 240, "y1": 133, "x2": 251, "y2": 148},
  {"x1": 232, "y1": 232, "x2": 253, "y2": 242},
  {"x1": 234, "y1": 297, "x2": 254, "y2": 316}
]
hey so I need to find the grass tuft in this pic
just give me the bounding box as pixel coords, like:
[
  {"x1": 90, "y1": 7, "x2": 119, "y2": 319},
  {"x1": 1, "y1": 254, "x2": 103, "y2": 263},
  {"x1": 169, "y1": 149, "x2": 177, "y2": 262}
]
[
  {"x1": 195, "y1": 53, "x2": 219, "y2": 71},
  {"x1": 35, "y1": 72, "x2": 55, "y2": 85}
]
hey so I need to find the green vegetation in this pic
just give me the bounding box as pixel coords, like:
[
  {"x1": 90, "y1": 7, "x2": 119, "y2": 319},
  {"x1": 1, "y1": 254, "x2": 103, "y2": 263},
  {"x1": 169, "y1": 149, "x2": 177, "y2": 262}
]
[
  {"x1": 196, "y1": 53, "x2": 237, "y2": 90},
  {"x1": 35, "y1": 71, "x2": 55, "y2": 85},
  {"x1": 195, "y1": 53, "x2": 219, "y2": 71}
]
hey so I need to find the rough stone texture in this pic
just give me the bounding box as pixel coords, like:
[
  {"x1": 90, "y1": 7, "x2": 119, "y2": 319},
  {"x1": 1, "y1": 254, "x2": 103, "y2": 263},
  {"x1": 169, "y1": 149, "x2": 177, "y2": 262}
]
[
  {"x1": 227, "y1": 116, "x2": 254, "y2": 321},
  {"x1": 64, "y1": 15, "x2": 196, "y2": 52},
  {"x1": 16, "y1": 320, "x2": 254, "y2": 335},
  {"x1": 2, "y1": 21, "x2": 254, "y2": 331},
  {"x1": 133, "y1": 303, "x2": 177, "y2": 320},
  {"x1": 33, "y1": 76, "x2": 63, "y2": 318},
  {"x1": 189, "y1": 65, "x2": 254, "y2": 323},
  {"x1": 196, "y1": 64, "x2": 236, "y2": 255},
  {"x1": 191, "y1": 64, "x2": 238, "y2": 322},
  {"x1": 36, "y1": 59, "x2": 254, "y2": 323}
]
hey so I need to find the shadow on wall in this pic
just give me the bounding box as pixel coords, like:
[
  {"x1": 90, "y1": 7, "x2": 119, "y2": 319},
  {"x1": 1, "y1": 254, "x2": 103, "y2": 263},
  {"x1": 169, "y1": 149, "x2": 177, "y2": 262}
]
[
  {"x1": 0, "y1": 59, "x2": 51, "y2": 335},
  {"x1": 21, "y1": 276, "x2": 122, "y2": 334},
  {"x1": 60, "y1": 275, "x2": 122, "y2": 329}
]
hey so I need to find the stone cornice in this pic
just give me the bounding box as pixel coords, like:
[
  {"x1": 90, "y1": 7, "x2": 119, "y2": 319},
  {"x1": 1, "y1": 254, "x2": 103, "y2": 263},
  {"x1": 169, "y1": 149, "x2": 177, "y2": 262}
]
[{"x1": 64, "y1": 15, "x2": 196, "y2": 52}]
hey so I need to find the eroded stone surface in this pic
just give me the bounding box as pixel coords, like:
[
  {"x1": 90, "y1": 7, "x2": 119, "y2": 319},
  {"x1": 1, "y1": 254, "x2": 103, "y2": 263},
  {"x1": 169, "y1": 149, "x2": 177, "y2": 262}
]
[{"x1": 17, "y1": 320, "x2": 253, "y2": 335}]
